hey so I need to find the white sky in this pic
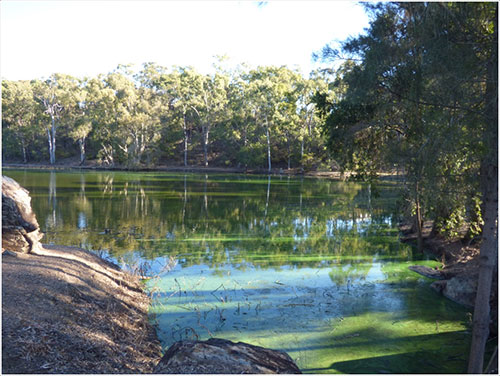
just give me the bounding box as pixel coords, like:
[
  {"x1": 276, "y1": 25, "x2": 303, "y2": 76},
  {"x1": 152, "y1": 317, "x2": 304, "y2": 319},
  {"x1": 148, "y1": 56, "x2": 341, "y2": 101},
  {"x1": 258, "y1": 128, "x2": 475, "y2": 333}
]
[{"x1": 1, "y1": 1, "x2": 370, "y2": 80}]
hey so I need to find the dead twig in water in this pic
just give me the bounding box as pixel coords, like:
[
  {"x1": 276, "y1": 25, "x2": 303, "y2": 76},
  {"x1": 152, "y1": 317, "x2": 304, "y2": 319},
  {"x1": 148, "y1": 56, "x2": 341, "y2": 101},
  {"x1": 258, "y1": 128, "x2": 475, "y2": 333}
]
[
  {"x1": 195, "y1": 307, "x2": 215, "y2": 337},
  {"x1": 211, "y1": 283, "x2": 226, "y2": 303}
]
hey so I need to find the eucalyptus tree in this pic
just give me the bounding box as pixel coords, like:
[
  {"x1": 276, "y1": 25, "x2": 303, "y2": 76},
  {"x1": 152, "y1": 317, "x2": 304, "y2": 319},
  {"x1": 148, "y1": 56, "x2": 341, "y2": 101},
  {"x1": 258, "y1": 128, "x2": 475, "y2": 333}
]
[
  {"x1": 296, "y1": 74, "x2": 329, "y2": 169},
  {"x1": 94, "y1": 72, "x2": 129, "y2": 165},
  {"x1": 160, "y1": 67, "x2": 205, "y2": 166},
  {"x1": 245, "y1": 66, "x2": 302, "y2": 172},
  {"x1": 75, "y1": 76, "x2": 115, "y2": 164},
  {"x1": 32, "y1": 75, "x2": 67, "y2": 164},
  {"x1": 1, "y1": 80, "x2": 38, "y2": 162},
  {"x1": 83, "y1": 75, "x2": 118, "y2": 166},
  {"x1": 104, "y1": 71, "x2": 163, "y2": 167},
  {"x1": 63, "y1": 77, "x2": 92, "y2": 165},
  {"x1": 136, "y1": 62, "x2": 174, "y2": 160},
  {"x1": 223, "y1": 67, "x2": 260, "y2": 167},
  {"x1": 171, "y1": 68, "x2": 230, "y2": 167},
  {"x1": 118, "y1": 86, "x2": 163, "y2": 167},
  {"x1": 274, "y1": 85, "x2": 301, "y2": 169},
  {"x1": 198, "y1": 71, "x2": 229, "y2": 167}
]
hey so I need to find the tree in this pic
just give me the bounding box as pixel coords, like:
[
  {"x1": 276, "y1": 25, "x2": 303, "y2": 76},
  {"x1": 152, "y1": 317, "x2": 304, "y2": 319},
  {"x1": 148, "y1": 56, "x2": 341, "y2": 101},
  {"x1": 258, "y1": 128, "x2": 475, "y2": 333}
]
[
  {"x1": 1, "y1": 80, "x2": 38, "y2": 163},
  {"x1": 103, "y1": 69, "x2": 163, "y2": 167},
  {"x1": 161, "y1": 67, "x2": 204, "y2": 167},
  {"x1": 65, "y1": 78, "x2": 90, "y2": 165},
  {"x1": 84, "y1": 75, "x2": 117, "y2": 166},
  {"x1": 33, "y1": 76, "x2": 64, "y2": 164},
  {"x1": 296, "y1": 73, "x2": 328, "y2": 170},
  {"x1": 245, "y1": 66, "x2": 302, "y2": 172},
  {"x1": 198, "y1": 71, "x2": 229, "y2": 167}
]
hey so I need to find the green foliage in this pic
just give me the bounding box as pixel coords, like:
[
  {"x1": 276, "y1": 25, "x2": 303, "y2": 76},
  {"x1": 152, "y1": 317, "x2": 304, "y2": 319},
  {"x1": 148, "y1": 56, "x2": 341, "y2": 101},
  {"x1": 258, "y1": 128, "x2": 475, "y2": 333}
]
[
  {"x1": 2, "y1": 62, "x2": 329, "y2": 171},
  {"x1": 315, "y1": 2, "x2": 497, "y2": 238},
  {"x1": 236, "y1": 144, "x2": 266, "y2": 168},
  {"x1": 468, "y1": 196, "x2": 484, "y2": 237},
  {"x1": 2, "y1": 80, "x2": 42, "y2": 162},
  {"x1": 435, "y1": 207, "x2": 467, "y2": 238}
]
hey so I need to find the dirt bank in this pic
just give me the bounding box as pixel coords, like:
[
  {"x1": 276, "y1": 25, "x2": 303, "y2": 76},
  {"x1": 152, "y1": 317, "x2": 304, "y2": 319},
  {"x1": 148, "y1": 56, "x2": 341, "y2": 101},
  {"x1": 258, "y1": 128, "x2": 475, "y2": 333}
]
[
  {"x1": 2, "y1": 245, "x2": 162, "y2": 374},
  {"x1": 400, "y1": 220, "x2": 481, "y2": 274},
  {"x1": 3, "y1": 161, "x2": 339, "y2": 177},
  {"x1": 3, "y1": 161, "x2": 400, "y2": 180}
]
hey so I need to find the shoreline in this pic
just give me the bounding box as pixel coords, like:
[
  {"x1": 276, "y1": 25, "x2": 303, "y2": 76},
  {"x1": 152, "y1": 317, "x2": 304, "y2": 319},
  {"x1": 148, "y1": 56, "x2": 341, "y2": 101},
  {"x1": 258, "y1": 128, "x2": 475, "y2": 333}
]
[{"x1": 2, "y1": 162, "x2": 402, "y2": 180}]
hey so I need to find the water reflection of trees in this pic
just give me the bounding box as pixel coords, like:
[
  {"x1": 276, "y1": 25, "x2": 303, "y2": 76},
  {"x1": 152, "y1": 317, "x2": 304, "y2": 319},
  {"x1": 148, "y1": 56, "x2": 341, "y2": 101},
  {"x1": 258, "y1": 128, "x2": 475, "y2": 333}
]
[{"x1": 10, "y1": 170, "x2": 409, "y2": 270}]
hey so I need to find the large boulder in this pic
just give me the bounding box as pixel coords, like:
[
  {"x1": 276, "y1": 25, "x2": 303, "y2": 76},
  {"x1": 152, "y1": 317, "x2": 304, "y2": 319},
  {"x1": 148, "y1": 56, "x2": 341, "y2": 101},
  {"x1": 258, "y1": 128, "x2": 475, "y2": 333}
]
[
  {"x1": 153, "y1": 338, "x2": 301, "y2": 374},
  {"x1": 2, "y1": 176, "x2": 43, "y2": 254}
]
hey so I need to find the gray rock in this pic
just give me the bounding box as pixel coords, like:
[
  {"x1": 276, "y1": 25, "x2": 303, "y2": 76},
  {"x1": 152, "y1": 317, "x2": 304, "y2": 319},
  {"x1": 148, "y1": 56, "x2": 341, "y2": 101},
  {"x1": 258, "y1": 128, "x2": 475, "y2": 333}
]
[
  {"x1": 2, "y1": 176, "x2": 43, "y2": 254},
  {"x1": 443, "y1": 275, "x2": 477, "y2": 307},
  {"x1": 430, "y1": 280, "x2": 447, "y2": 294},
  {"x1": 430, "y1": 275, "x2": 478, "y2": 307},
  {"x1": 153, "y1": 338, "x2": 301, "y2": 374}
]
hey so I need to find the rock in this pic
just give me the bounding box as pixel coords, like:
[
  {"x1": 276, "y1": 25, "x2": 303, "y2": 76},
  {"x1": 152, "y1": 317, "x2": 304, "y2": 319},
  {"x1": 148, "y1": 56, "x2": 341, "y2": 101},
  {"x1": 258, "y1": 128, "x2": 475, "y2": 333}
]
[
  {"x1": 443, "y1": 275, "x2": 478, "y2": 307},
  {"x1": 430, "y1": 280, "x2": 447, "y2": 294},
  {"x1": 2, "y1": 176, "x2": 43, "y2": 254},
  {"x1": 409, "y1": 265, "x2": 444, "y2": 279},
  {"x1": 430, "y1": 274, "x2": 478, "y2": 307},
  {"x1": 153, "y1": 338, "x2": 301, "y2": 374}
]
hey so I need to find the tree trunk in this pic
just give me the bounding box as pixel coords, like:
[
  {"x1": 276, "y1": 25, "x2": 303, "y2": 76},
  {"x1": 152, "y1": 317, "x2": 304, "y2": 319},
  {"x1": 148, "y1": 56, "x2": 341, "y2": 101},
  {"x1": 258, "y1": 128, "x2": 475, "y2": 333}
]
[
  {"x1": 50, "y1": 116, "x2": 56, "y2": 165},
  {"x1": 79, "y1": 138, "x2": 86, "y2": 165},
  {"x1": 301, "y1": 136, "x2": 304, "y2": 162},
  {"x1": 21, "y1": 138, "x2": 27, "y2": 164},
  {"x1": 411, "y1": 180, "x2": 424, "y2": 253},
  {"x1": 415, "y1": 187, "x2": 423, "y2": 254},
  {"x1": 287, "y1": 133, "x2": 291, "y2": 170},
  {"x1": 47, "y1": 126, "x2": 54, "y2": 165},
  {"x1": 265, "y1": 115, "x2": 271, "y2": 173},
  {"x1": 468, "y1": 9, "x2": 498, "y2": 372},
  {"x1": 468, "y1": 157, "x2": 498, "y2": 373},
  {"x1": 183, "y1": 113, "x2": 188, "y2": 167},
  {"x1": 204, "y1": 125, "x2": 210, "y2": 167}
]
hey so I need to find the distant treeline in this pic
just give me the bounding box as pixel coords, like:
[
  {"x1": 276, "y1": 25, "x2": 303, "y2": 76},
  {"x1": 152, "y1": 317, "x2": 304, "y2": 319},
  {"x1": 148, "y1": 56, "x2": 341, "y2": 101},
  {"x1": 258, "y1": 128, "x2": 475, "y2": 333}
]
[{"x1": 2, "y1": 62, "x2": 334, "y2": 171}]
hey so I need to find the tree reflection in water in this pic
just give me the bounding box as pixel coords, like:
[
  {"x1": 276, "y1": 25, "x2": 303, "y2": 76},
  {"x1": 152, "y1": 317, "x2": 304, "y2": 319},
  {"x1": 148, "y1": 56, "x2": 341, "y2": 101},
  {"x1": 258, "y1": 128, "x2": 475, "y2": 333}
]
[{"x1": 5, "y1": 170, "x2": 470, "y2": 374}]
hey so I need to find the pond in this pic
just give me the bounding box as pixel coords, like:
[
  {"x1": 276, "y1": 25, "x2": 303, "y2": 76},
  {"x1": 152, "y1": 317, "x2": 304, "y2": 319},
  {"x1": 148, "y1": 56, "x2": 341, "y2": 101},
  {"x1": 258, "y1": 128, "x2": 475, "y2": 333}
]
[{"x1": 5, "y1": 169, "x2": 471, "y2": 373}]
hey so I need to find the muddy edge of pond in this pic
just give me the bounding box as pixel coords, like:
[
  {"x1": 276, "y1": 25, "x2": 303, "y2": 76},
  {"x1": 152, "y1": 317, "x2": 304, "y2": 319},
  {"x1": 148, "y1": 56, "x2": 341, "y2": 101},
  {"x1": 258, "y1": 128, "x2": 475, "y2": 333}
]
[
  {"x1": 2, "y1": 162, "x2": 401, "y2": 179},
  {"x1": 2, "y1": 244, "x2": 163, "y2": 373}
]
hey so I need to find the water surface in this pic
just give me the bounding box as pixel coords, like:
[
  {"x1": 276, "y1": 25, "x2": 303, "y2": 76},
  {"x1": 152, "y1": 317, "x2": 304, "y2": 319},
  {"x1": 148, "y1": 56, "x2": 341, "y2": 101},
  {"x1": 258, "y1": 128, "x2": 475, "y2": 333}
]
[{"x1": 5, "y1": 169, "x2": 470, "y2": 373}]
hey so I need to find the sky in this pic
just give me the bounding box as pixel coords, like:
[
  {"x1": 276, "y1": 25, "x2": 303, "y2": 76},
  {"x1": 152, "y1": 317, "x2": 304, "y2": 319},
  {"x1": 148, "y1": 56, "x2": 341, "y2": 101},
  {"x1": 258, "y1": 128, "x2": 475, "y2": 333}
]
[{"x1": 1, "y1": 1, "x2": 370, "y2": 80}]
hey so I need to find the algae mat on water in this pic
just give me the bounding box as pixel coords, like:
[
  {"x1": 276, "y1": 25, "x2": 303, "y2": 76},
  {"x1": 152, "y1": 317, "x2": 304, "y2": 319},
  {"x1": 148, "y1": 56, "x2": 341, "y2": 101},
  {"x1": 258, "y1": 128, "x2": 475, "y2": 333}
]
[
  {"x1": 5, "y1": 169, "x2": 471, "y2": 373},
  {"x1": 148, "y1": 258, "x2": 470, "y2": 374}
]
